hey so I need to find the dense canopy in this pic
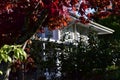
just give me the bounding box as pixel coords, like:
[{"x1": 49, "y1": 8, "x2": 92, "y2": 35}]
[{"x1": 0, "y1": 0, "x2": 120, "y2": 46}]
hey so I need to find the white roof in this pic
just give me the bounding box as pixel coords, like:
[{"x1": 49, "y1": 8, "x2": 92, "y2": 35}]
[
  {"x1": 69, "y1": 13, "x2": 115, "y2": 35},
  {"x1": 89, "y1": 21, "x2": 114, "y2": 35}
]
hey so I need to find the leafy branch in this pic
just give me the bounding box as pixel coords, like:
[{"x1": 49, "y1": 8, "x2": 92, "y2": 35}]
[{"x1": 0, "y1": 45, "x2": 27, "y2": 75}]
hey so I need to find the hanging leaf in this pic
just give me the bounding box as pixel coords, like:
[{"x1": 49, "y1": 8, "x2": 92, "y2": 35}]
[
  {"x1": 0, "y1": 70, "x2": 3, "y2": 75},
  {"x1": 7, "y1": 56, "x2": 12, "y2": 62},
  {"x1": 1, "y1": 54, "x2": 8, "y2": 62},
  {"x1": 14, "y1": 48, "x2": 20, "y2": 59}
]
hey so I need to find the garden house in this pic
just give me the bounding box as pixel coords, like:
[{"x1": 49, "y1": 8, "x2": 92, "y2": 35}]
[{"x1": 37, "y1": 18, "x2": 114, "y2": 43}]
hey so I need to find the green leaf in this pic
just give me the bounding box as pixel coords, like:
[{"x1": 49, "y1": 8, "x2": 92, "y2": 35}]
[
  {"x1": 7, "y1": 56, "x2": 12, "y2": 62},
  {"x1": 20, "y1": 49, "x2": 27, "y2": 60},
  {"x1": 20, "y1": 56, "x2": 24, "y2": 61},
  {"x1": 14, "y1": 49, "x2": 20, "y2": 59},
  {"x1": 2, "y1": 45, "x2": 9, "y2": 49},
  {"x1": 0, "y1": 54, "x2": 2, "y2": 63},
  {"x1": 4, "y1": 55, "x2": 9, "y2": 62},
  {"x1": 1, "y1": 54, "x2": 7, "y2": 62},
  {"x1": 0, "y1": 70, "x2": 3, "y2": 75}
]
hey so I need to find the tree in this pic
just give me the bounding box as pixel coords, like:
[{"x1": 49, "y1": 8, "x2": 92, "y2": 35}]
[{"x1": 0, "y1": 0, "x2": 120, "y2": 46}]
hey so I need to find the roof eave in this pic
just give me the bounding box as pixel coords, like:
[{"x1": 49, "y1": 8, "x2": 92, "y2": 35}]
[{"x1": 69, "y1": 15, "x2": 115, "y2": 35}]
